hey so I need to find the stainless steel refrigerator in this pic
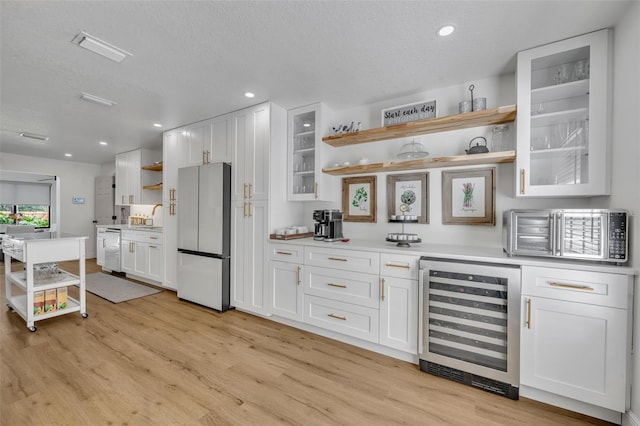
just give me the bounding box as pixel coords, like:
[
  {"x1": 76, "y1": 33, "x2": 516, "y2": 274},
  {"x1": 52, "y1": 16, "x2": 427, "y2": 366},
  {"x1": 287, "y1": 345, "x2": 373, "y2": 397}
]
[{"x1": 177, "y1": 162, "x2": 231, "y2": 311}]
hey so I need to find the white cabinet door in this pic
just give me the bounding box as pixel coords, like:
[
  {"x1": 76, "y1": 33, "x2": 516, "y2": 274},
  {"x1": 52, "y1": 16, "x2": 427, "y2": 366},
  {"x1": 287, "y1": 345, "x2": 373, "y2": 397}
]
[
  {"x1": 121, "y1": 239, "x2": 135, "y2": 273},
  {"x1": 177, "y1": 121, "x2": 212, "y2": 168},
  {"x1": 128, "y1": 150, "x2": 142, "y2": 204},
  {"x1": 163, "y1": 131, "x2": 178, "y2": 290},
  {"x1": 147, "y1": 243, "x2": 163, "y2": 282},
  {"x1": 115, "y1": 152, "x2": 129, "y2": 205},
  {"x1": 210, "y1": 113, "x2": 234, "y2": 163},
  {"x1": 287, "y1": 103, "x2": 335, "y2": 201},
  {"x1": 133, "y1": 241, "x2": 148, "y2": 277},
  {"x1": 96, "y1": 229, "x2": 106, "y2": 266},
  {"x1": 269, "y1": 261, "x2": 303, "y2": 321},
  {"x1": 232, "y1": 103, "x2": 270, "y2": 201},
  {"x1": 516, "y1": 29, "x2": 611, "y2": 197},
  {"x1": 521, "y1": 296, "x2": 628, "y2": 411},
  {"x1": 231, "y1": 199, "x2": 268, "y2": 315},
  {"x1": 379, "y1": 276, "x2": 418, "y2": 354}
]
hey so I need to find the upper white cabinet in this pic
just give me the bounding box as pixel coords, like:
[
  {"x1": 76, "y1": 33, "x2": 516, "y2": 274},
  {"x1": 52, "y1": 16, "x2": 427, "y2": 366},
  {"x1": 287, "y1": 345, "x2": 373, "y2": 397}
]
[
  {"x1": 115, "y1": 149, "x2": 161, "y2": 205},
  {"x1": 232, "y1": 103, "x2": 270, "y2": 201},
  {"x1": 516, "y1": 29, "x2": 612, "y2": 197},
  {"x1": 287, "y1": 103, "x2": 335, "y2": 201},
  {"x1": 177, "y1": 114, "x2": 234, "y2": 168}
]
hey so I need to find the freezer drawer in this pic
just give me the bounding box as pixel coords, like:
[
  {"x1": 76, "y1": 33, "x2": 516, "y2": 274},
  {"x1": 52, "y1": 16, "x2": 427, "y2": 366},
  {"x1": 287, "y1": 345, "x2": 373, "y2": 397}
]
[{"x1": 177, "y1": 252, "x2": 230, "y2": 311}]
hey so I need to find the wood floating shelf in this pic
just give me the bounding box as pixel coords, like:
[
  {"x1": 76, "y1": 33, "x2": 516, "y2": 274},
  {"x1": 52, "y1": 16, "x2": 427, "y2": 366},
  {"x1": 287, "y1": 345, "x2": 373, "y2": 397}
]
[
  {"x1": 322, "y1": 151, "x2": 516, "y2": 176},
  {"x1": 143, "y1": 184, "x2": 163, "y2": 190},
  {"x1": 322, "y1": 105, "x2": 517, "y2": 147},
  {"x1": 141, "y1": 163, "x2": 163, "y2": 171}
]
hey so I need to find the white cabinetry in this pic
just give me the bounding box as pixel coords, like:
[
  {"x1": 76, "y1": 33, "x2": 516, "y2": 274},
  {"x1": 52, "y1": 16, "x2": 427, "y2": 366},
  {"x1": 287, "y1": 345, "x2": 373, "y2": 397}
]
[
  {"x1": 121, "y1": 230, "x2": 163, "y2": 284},
  {"x1": 177, "y1": 114, "x2": 234, "y2": 168},
  {"x1": 287, "y1": 103, "x2": 335, "y2": 201},
  {"x1": 516, "y1": 29, "x2": 611, "y2": 197},
  {"x1": 162, "y1": 131, "x2": 178, "y2": 290},
  {"x1": 115, "y1": 149, "x2": 161, "y2": 205},
  {"x1": 379, "y1": 253, "x2": 419, "y2": 354},
  {"x1": 96, "y1": 227, "x2": 106, "y2": 266},
  {"x1": 520, "y1": 265, "x2": 632, "y2": 415},
  {"x1": 269, "y1": 244, "x2": 304, "y2": 321}
]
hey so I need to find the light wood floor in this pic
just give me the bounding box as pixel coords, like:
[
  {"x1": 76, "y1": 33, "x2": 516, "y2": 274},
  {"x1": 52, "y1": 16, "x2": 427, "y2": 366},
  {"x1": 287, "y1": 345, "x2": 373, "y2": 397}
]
[{"x1": 1, "y1": 259, "x2": 612, "y2": 425}]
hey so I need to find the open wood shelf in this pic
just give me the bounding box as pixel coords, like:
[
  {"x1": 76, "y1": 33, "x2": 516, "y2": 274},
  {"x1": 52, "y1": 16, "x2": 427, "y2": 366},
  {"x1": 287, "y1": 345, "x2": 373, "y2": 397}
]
[
  {"x1": 322, "y1": 105, "x2": 516, "y2": 147},
  {"x1": 141, "y1": 163, "x2": 163, "y2": 171},
  {"x1": 143, "y1": 184, "x2": 163, "y2": 190},
  {"x1": 322, "y1": 151, "x2": 516, "y2": 175}
]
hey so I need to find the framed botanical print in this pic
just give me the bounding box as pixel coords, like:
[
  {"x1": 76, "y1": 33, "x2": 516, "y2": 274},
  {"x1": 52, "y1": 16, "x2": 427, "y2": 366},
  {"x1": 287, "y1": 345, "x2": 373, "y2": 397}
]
[
  {"x1": 442, "y1": 167, "x2": 496, "y2": 225},
  {"x1": 387, "y1": 173, "x2": 429, "y2": 223},
  {"x1": 342, "y1": 176, "x2": 376, "y2": 222}
]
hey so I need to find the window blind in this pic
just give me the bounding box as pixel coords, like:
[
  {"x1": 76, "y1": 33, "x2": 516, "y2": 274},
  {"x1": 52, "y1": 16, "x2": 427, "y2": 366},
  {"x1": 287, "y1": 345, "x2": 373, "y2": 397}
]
[{"x1": 0, "y1": 181, "x2": 52, "y2": 205}]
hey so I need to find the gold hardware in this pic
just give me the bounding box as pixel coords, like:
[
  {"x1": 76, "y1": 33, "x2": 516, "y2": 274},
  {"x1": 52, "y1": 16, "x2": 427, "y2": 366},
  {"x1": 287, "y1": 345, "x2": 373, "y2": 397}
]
[
  {"x1": 328, "y1": 313, "x2": 346, "y2": 321},
  {"x1": 549, "y1": 282, "x2": 594, "y2": 291},
  {"x1": 314, "y1": 182, "x2": 318, "y2": 199},
  {"x1": 526, "y1": 299, "x2": 532, "y2": 329},
  {"x1": 170, "y1": 203, "x2": 176, "y2": 216},
  {"x1": 244, "y1": 183, "x2": 248, "y2": 199},
  {"x1": 243, "y1": 202, "x2": 247, "y2": 217},
  {"x1": 327, "y1": 283, "x2": 347, "y2": 288},
  {"x1": 202, "y1": 151, "x2": 206, "y2": 165},
  {"x1": 520, "y1": 169, "x2": 525, "y2": 195},
  {"x1": 205, "y1": 150, "x2": 210, "y2": 164},
  {"x1": 149, "y1": 245, "x2": 157, "y2": 249},
  {"x1": 297, "y1": 266, "x2": 302, "y2": 285},
  {"x1": 276, "y1": 251, "x2": 292, "y2": 255},
  {"x1": 385, "y1": 262, "x2": 410, "y2": 269},
  {"x1": 169, "y1": 188, "x2": 176, "y2": 201},
  {"x1": 248, "y1": 183, "x2": 252, "y2": 198},
  {"x1": 248, "y1": 201, "x2": 252, "y2": 217},
  {"x1": 328, "y1": 257, "x2": 347, "y2": 262},
  {"x1": 381, "y1": 277, "x2": 385, "y2": 301},
  {"x1": 150, "y1": 237, "x2": 158, "y2": 240},
  {"x1": 152, "y1": 203, "x2": 163, "y2": 215},
  {"x1": 129, "y1": 195, "x2": 134, "y2": 204}
]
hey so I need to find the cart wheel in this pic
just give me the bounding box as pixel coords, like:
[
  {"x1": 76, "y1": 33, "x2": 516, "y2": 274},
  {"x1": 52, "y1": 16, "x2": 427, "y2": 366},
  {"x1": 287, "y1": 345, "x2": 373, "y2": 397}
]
[
  {"x1": 81, "y1": 313, "x2": 88, "y2": 318},
  {"x1": 28, "y1": 326, "x2": 37, "y2": 332}
]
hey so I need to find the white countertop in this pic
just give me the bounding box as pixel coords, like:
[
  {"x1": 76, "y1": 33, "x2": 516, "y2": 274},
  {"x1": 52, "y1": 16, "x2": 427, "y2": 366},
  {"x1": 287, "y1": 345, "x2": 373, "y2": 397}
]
[
  {"x1": 270, "y1": 237, "x2": 637, "y2": 275},
  {"x1": 97, "y1": 224, "x2": 163, "y2": 233}
]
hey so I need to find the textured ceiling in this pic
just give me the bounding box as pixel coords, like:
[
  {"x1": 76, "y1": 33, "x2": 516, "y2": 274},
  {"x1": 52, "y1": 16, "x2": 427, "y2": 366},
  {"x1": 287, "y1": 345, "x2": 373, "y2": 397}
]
[{"x1": 0, "y1": 0, "x2": 633, "y2": 164}]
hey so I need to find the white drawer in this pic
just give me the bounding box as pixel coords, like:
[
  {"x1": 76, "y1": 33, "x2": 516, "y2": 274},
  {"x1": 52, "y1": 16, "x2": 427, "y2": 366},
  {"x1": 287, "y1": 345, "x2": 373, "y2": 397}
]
[
  {"x1": 269, "y1": 243, "x2": 303, "y2": 263},
  {"x1": 304, "y1": 295, "x2": 379, "y2": 343},
  {"x1": 138, "y1": 232, "x2": 163, "y2": 244},
  {"x1": 521, "y1": 266, "x2": 632, "y2": 309},
  {"x1": 380, "y1": 253, "x2": 419, "y2": 280},
  {"x1": 305, "y1": 247, "x2": 379, "y2": 274},
  {"x1": 305, "y1": 266, "x2": 379, "y2": 308},
  {"x1": 121, "y1": 230, "x2": 137, "y2": 240}
]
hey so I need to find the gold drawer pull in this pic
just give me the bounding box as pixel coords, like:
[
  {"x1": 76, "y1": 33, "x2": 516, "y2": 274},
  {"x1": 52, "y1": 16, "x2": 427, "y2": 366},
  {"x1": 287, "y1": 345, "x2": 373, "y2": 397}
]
[
  {"x1": 549, "y1": 282, "x2": 594, "y2": 291},
  {"x1": 526, "y1": 299, "x2": 532, "y2": 329},
  {"x1": 276, "y1": 251, "x2": 292, "y2": 255},
  {"x1": 327, "y1": 283, "x2": 347, "y2": 288},
  {"x1": 297, "y1": 266, "x2": 302, "y2": 285},
  {"x1": 385, "y1": 262, "x2": 410, "y2": 269},
  {"x1": 328, "y1": 257, "x2": 347, "y2": 262},
  {"x1": 328, "y1": 313, "x2": 346, "y2": 321}
]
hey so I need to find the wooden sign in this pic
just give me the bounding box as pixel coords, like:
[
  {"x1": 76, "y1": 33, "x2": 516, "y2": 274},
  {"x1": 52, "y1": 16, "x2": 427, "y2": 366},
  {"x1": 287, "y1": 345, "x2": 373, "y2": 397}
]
[{"x1": 381, "y1": 100, "x2": 436, "y2": 126}]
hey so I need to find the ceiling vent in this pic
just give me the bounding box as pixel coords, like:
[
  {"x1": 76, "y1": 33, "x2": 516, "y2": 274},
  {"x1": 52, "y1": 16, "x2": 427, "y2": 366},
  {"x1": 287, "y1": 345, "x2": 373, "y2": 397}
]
[
  {"x1": 71, "y1": 31, "x2": 132, "y2": 63},
  {"x1": 20, "y1": 132, "x2": 50, "y2": 141},
  {"x1": 80, "y1": 92, "x2": 117, "y2": 107}
]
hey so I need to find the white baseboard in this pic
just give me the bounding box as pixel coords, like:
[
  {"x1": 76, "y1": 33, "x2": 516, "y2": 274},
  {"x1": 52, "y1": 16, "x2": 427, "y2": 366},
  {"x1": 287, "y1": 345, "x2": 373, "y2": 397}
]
[{"x1": 623, "y1": 410, "x2": 640, "y2": 426}]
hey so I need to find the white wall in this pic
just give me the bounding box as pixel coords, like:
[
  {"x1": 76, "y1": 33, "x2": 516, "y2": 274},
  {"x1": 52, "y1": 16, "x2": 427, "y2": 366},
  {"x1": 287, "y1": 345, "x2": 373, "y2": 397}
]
[
  {"x1": 0, "y1": 153, "x2": 103, "y2": 258},
  {"x1": 301, "y1": 74, "x2": 590, "y2": 246}
]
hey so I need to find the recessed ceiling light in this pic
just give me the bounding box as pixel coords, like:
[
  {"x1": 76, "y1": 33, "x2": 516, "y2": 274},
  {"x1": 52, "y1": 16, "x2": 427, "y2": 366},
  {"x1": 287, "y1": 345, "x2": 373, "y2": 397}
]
[
  {"x1": 80, "y1": 92, "x2": 117, "y2": 107},
  {"x1": 437, "y1": 25, "x2": 455, "y2": 37},
  {"x1": 71, "y1": 31, "x2": 133, "y2": 63},
  {"x1": 245, "y1": 92, "x2": 255, "y2": 98},
  {"x1": 64, "y1": 153, "x2": 72, "y2": 157},
  {"x1": 303, "y1": 123, "x2": 311, "y2": 127},
  {"x1": 19, "y1": 132, "x2": 50, "y2": 141},
  {"x1": 99, "y1": 141, "x2": 108, "y2": 146},
  {"x1": 153, "y1": 123, "x2": 162, "y2": 128}
]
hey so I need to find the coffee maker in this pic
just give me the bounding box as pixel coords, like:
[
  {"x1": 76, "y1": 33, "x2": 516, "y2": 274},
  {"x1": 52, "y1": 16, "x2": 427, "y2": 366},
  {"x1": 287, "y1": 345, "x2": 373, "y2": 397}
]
[{"x1": 313, "y1": 209, "x2": 344, "y2": 242}]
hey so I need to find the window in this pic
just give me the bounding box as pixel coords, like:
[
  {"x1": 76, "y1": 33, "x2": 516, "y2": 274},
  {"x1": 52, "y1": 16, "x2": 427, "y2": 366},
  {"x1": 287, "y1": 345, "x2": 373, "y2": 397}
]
[{"x1": 0, "y1": 204, "x2": 50, "y2": 228}]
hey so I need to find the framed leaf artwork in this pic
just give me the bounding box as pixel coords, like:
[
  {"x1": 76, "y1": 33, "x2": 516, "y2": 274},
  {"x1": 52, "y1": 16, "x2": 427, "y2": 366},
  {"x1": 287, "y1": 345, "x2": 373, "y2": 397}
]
[
  {"x1": 342, "y1": 176, "x2": 377, "y2": 222},
  {"x1": 442, "y1": 167, "x2": 496, "y2": 225}
]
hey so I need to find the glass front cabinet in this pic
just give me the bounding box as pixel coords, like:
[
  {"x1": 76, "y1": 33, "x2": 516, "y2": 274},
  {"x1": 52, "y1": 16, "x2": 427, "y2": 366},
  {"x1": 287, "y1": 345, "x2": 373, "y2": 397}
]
[
  {"x1": 516, "y1": 29, "x2": 611, "y2": 197},
  {"x1": 287, "y1": 103, "x2": 335, "y2": 201}
]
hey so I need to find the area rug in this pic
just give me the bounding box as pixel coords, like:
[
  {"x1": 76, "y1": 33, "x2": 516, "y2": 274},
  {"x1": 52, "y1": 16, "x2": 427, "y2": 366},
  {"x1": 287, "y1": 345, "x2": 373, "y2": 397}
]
[{"x1": 83, "y1": 272, "x2": 161, "y2": 303}]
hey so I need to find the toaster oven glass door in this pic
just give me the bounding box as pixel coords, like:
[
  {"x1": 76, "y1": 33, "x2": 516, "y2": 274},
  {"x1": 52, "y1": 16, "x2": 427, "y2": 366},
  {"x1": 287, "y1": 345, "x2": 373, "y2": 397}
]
[
  {"x1": 513, "y1": 213, "x2": 552, "y2": 255},
  {"x1": 561, "y1": 212, "x2": 605, "y2": 259}
]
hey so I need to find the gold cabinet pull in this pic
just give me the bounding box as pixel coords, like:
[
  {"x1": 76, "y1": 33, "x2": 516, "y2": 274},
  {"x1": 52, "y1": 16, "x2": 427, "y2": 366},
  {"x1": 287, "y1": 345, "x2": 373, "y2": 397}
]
[
  {"x1": 243, "y1": 183, "x2": 248, "y2": 199},
  {"x1": 129, "y1": 195, "x2": 134, "y2": 204},
  {"x1": 385, "y1": 262, "x2": 410, "y2": 269},
  {"x1": 248, "y1": 183, "x2": 252, "y2": 198},
  {"x1": 381, "y1": 277, "x2": 385, "y2": 301},
  {"x1": 248, "y1": 201, "x2": 252, "y2": 217},
  {"x1": 205, "y1": 150, "x2": 210, "y2": 164},
  {"x1": 526, "y1": 298, "x2": 532, "y2": 329},
  {"x1": 150, "y1": 237, "x2": 158, "y2": 240},
  {"x1": 327, "y1": 283, "x2": 347, "y2": 288},
  {"x1": 328, "y1": 257, "x2": 347, "y2": 262},
  {"x1": 520, "y1": 169, "x2": 525, "y2": 195},
  {"x1": 243, "y1": 202, "x2": 247, "y2": 218},
  {"x1": 276, "y1": 251, "x2": 292, "y2": 255},
  {"x1": 169, "y1": 188, "x2": 176, "y2": 201},
  {"x1": 202, "y1": 150, "x2": 207, "y2": 165},
  {"x1": 328, "y1": 313, "x2": 346, "y2": 321},
  {"x1": 549, "y1": 282, "x2": 594, "y2": 291},
  {"x1": 149, "y1": 245, "x2": 157, "y2": 249},
  {"x1": 297, "y1": 266, "x2": 302, "y2": 285},
  {"x1": 314, "y1": 182, "x2": 318, "y2": 199}
]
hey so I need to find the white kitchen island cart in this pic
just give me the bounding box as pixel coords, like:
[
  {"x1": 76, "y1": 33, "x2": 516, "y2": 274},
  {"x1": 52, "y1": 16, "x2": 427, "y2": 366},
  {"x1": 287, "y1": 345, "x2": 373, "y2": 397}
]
[{"x1": 3, "y1": 233, "x2": 88, "y2": 332}]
